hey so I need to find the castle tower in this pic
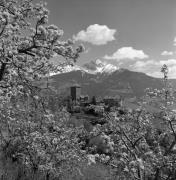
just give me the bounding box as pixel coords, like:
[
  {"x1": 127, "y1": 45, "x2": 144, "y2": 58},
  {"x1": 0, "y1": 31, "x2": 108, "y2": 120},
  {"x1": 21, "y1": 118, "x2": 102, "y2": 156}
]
[{"x1": 70, "y1": 84, "x2": 81, "y2": 101}]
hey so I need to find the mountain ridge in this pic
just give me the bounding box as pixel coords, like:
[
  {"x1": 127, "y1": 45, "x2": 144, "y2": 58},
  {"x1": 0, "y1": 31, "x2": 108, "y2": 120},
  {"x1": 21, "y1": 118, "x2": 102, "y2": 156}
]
[
  {"x1": 51, "y1": 59, "x2": 119, "y2": 75},
  {"x1": 48, "y1": 69, "x2": 165, "y2": 99}
]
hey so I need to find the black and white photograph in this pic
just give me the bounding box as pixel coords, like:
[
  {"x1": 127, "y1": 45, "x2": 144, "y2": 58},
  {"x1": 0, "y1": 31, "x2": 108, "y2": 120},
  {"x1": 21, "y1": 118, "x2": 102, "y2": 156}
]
[{"x1": 0, "y1": 0, "x2": 176, "y2": 179}]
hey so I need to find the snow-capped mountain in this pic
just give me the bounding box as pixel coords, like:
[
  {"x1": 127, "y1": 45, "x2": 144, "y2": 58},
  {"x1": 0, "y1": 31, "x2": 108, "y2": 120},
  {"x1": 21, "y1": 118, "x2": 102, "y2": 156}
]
[
  {"x1": 49, "y1": 68, "x2": 164, "y2": 98},
  {"x1": 83, "y1": 59, "x2": 118, "y2": 74},
  {"x1": 45, "y1": 60, "x2": 176, "y2": 99}
]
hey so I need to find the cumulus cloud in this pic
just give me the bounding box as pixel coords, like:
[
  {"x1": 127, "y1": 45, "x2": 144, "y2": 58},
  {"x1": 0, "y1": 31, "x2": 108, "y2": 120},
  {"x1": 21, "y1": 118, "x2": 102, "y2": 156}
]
[
  {"x1": 130, "y1": 60, "x2": 158, "y2": 72},
  {"x1": 161, "y1": 51, "x2": 173, "y2": 56},
  {"x1": 104, "y1": 47, "x2": 148, "y2": 61},
  {"x1": 73, "y1": 24, "x2": 116, "y2": 45},
  {"x1": 130, "y1": 59, "x2": 176, "y2": 78},
  {"x1": 160, "y1": 59, "x2": 176, "y2": 66}
]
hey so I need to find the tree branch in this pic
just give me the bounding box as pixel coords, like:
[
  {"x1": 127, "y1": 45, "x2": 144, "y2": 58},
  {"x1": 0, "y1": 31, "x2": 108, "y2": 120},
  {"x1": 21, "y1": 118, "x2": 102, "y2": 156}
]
[{"x1": 164, "y1": 119, "x2": 176, "y2": 156}]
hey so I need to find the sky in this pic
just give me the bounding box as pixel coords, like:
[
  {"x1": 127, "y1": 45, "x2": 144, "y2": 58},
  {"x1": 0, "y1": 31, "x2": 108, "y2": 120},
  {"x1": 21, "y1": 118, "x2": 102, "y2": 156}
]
[{"x1": 35, "y1": 0, "x2": 176, "y2": 78}]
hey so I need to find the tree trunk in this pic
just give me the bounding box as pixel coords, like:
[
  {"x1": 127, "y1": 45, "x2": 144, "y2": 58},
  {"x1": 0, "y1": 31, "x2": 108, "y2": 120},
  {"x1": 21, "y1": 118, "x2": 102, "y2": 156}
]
[{"x1": 0, "y1": 62, "x2": 6, "y2": 81}]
